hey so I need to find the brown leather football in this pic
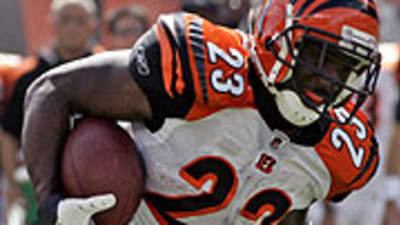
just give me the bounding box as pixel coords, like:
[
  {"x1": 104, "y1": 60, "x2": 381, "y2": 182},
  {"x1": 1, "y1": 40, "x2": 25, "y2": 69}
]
[{"x1": 61, "y1": 117, "x2": 144, "y2": 225}]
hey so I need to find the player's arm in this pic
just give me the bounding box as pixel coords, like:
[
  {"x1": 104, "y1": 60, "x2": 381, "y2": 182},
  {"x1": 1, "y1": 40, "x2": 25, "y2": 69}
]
[{"x1": 22, "y1": 49, "x2": 151, "y2": 204}]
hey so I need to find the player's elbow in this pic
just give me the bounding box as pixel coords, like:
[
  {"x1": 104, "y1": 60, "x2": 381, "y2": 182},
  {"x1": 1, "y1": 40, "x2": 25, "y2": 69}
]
[{"x1": 24, "y1": 69, "x2": 70, "y2": 118}]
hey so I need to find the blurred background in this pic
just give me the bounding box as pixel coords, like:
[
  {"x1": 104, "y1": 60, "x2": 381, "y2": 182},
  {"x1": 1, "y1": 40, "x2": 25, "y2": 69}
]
[
  {"x1": 0, "y1": 0, "x2": 258, "y2": 54},
  {"x1": 0, "y1": 0, "x2": 399, "y2": 53},
  {"x1": 0, "y1": 0, "x2": 182, "y2": 54}
]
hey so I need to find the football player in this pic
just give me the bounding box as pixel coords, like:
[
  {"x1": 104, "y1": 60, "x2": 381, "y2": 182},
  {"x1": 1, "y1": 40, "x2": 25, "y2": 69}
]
[
  {"x1": 104, "y1": 5, "x2": 150, "y2": 50},
  {"x1": 22, "y1": 0, "x2": 381, "y2": 224}
]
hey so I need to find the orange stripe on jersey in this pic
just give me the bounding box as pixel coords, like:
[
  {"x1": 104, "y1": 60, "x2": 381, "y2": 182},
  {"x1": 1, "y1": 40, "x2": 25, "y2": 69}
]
[
  {"x1": 155, "y1": 23, "x2": 175, "y2": 98},
  {"x1": 175, "y1": 51, "x2": 185, "y2": 95},
  {"x1": 315, "y1": 104, "x2": 379, "y2": 200}
]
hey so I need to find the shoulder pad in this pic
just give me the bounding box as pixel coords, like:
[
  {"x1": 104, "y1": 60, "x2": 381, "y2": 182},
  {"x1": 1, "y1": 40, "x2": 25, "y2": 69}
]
[
  {"x1": 315, "y1": 107, "x2": 379, "y2": 201},
  {"x1": 155, "y1": 13, "x2": 254, "y2": 121}
]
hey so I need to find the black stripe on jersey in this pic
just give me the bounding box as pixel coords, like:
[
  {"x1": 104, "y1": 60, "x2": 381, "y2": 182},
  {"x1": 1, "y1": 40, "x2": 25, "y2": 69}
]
[
  {"x1": 160, "y1": 13, "x2": 196, "y2": 113},
  {"x1": 308, "y1": 0, "x2": 378, "y2": 20},
  {"x1": 189, "y1": 18, "x2": 208, "y2": 104},
  {"x1": 128, "y1": 13, "x2": 196, "y2": 132},
  {"x1": 349, "y1": 135, "x2": 379, "y2": 186}
]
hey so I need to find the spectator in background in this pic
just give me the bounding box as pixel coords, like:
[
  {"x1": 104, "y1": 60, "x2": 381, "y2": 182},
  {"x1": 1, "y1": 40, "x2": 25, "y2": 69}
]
[
  {"x1": 0, "y1": 54, "x2": 23, "y2": 116},
  {"x1": 0, "y1": 0, "x2": 100, "y2": 224},
  {"x1": 105, "y1": 5, "x2": 149, "y2": 50}
]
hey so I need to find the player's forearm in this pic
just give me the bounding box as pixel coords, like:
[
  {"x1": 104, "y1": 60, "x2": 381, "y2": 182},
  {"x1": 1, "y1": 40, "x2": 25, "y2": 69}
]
[
  {"x1": 22, "y1": 75, "x2": 70, "y2": 204},
  {"x1": 22, "y1": 51, "x2": 152, "y2": 204}
]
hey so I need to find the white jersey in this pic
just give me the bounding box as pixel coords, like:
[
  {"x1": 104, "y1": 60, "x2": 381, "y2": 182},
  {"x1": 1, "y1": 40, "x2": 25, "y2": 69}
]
[{"x1": 129, "y1": 108, "x2": 378, "y2": 225}]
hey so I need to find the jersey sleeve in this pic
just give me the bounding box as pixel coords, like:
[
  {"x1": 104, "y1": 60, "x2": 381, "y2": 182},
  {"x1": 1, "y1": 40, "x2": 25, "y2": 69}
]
[
  {"x1": 315, "y1": 105, "x2": 379, "y2": 202},
  {"x1": 129, "y1": 13, "x2": 254, "y2": 131},
  {"x1": 128, "y1": 18, "x2": 194, "y2": 131}
]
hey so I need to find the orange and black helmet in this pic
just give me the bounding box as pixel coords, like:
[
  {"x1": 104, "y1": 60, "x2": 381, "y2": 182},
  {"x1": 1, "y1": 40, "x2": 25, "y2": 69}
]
[{"x1": 251, "y1": 0, "x2": 381, "y2": 125}]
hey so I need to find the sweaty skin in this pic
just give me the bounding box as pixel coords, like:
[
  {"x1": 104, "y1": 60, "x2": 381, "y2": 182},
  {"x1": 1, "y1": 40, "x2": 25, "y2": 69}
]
[{"x1": 22, "y1": 50, "x2": 151, "y2": 203}]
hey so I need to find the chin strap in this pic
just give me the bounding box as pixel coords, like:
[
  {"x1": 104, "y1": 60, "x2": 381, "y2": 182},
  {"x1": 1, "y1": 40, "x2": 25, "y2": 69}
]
[{"x1": 275, "y1": 90, "x2": 321, "y2": 126}]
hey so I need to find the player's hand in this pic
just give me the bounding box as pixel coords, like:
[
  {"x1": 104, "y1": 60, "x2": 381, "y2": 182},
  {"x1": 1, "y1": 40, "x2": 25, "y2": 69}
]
[
  {"x1": 57, "y1": 194, "x2": 116, "y2": 225},
  {"x1": 383, "y1": 201, "x2": 400, "y2": 225},
  {"x1": 38, "y1": 193, "x2": 116, "y2": 225}
]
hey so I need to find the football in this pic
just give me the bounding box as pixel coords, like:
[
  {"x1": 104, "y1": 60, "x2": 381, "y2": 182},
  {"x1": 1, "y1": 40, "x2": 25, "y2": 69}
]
[{"x1": 61, "y1": 117, "x2": 144, "y2": 225}]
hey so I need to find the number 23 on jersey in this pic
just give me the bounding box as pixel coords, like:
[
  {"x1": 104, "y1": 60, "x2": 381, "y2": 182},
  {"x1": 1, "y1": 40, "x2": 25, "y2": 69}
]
[
  {"x1": 207, "y1": 42, "x2": 245, "y2": 97},
  {"x1": 144, "y1": 155, "x2": 292, "y2": 225}
]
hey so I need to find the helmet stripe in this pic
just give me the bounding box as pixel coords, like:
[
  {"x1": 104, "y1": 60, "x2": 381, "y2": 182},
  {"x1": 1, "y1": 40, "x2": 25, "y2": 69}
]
[
  {"x1": 308, "y1": 0, "x2": 378, "y2": 20},
  {"x1": 258, "y1": 0, "x2": 272, "y2": 37},
  {"x1": 296, "y1": 0, "x2": 315, "y2": 17}
]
